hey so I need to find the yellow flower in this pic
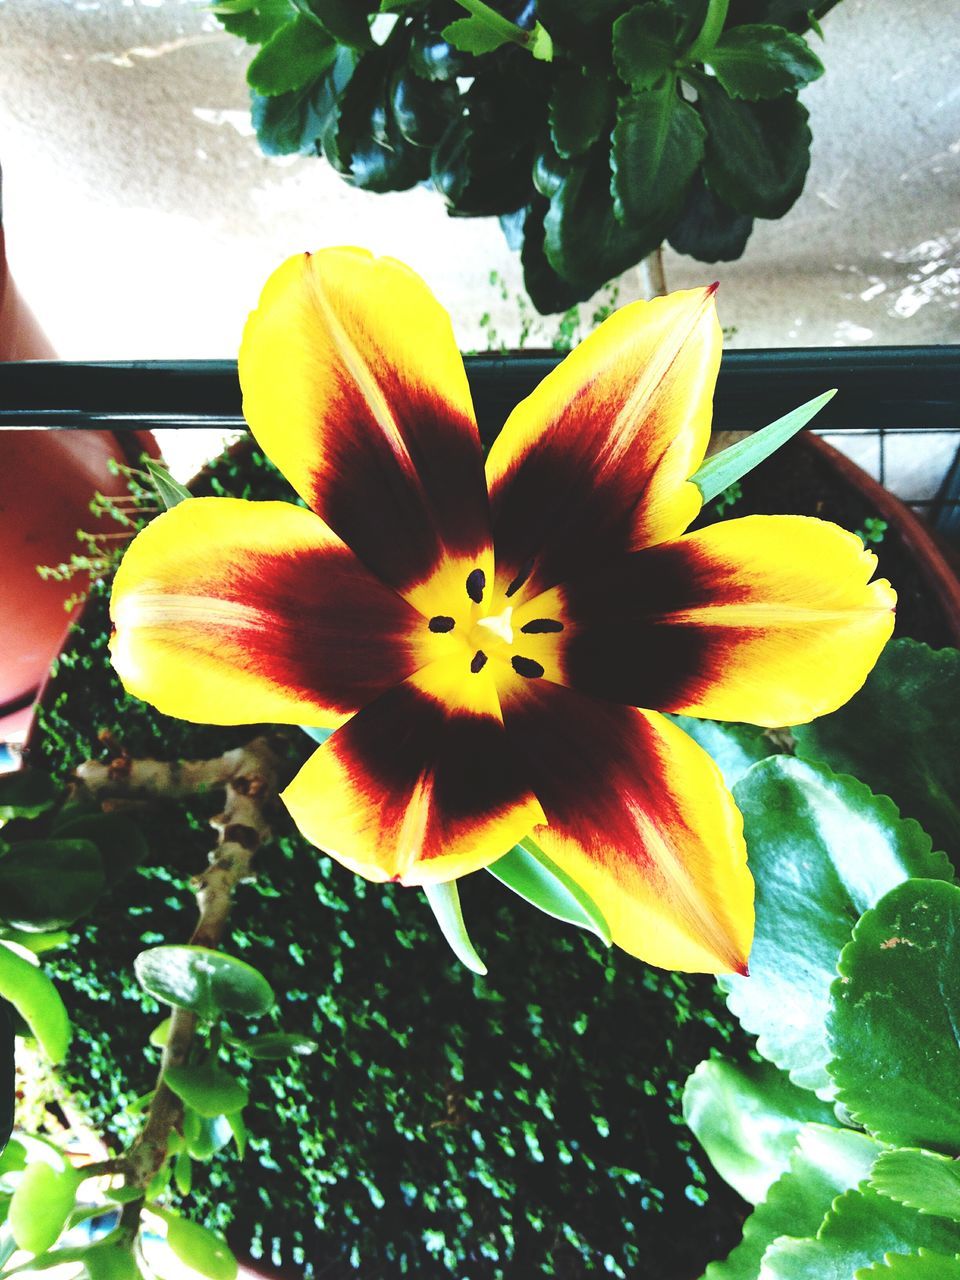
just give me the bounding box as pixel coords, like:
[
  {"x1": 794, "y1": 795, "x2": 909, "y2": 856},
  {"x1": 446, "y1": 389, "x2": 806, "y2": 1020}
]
[{"x1": 110, "y1": 248, "x2": 895, "y2": 975}]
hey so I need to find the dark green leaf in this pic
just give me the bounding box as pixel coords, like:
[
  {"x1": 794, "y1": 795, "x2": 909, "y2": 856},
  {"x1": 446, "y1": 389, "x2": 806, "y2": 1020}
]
[
  {"x1": 213, "y1": 0, "x2": 293, "y2": 46},
  {"x1": 250, "y1": 84, "x2": 326, "y2": 156},
  {"x1": 612, "y1": 3, "x2": 678, "y2": 90},
  {"x1": 144, "y1": 460, "x2": 191, "y2": 511},
  {"x1": 682, "y1": 1058, "x2": 835, "y2": 1204},
  {"x1": 668, "y1": 715, "x2": 774, "y2": 789},
  {"x1": 0, "y1": 839, "x2": 104, "y2": 931},
  {"x1": 423, "y1": 881, "x2": 487, "y2": 976},
  {"x1": 408, "y1": 23, "x2": 474, "y2": 80},
  {"x1": 828, "y1": 879, "x2": 960, "y2": 1151},
  {"x1": 390, "y1": 69, "x2": 459, "y2": 148},
  {"x1": 442, "y1": 16, "x2": 511, "y2": 55},
  {"x1": 794, "y1": 641, "x2": 960, "y2": 865},
  {"x1": 702, "y1": 1124, "x2": 880, "y2": 1280},
  {"x1": 520, "y1": 200, "x2": 585, "y2": 315},
  {"x1": 238, "y1": 1032, "x2": 319, "y2": 1059},
  {"x1": 487, "y1": 837, "x2": 611, "y2": 943},
  {"x1": 667, "y1": 170, "x2": 754, "y2": 262},
  {"x1": 871, "y1": 1149, "x2": 960, "y2": 1222},
  {"x1": 858, "y1": 1254, "x2": 960, "y2": 1278},
  {"x1": 246, "y1": 15, "x2": 336, "y2": 97},
  {"x1": 52, "y1": 813, "x2": 148, "y2": 883},
  {"x1": 134, "y1": 945, "x2": 274, "y2": 1021},
  {"x1": 708, "y1": 24, "x2": 824, "y2": 100},
  {"x1": 0, "y1": 772, "x2": 57, "y2": 822},
  {"x1": 548, "y1": 67, "x2": 614, "y2": 158},
  {"x1": 698, "y1": 79, "x2": 811, "y2": 218},
  {"x1": 611, "y1": 88, "x2": 704, "y2": 227},
  {"x1": 334, "y1": 52, "x2": 430, "y2": 193},
  {"x1": 165, "y1": 1061, "x2": 249, "y2": 1118},
  {"x1": 724, "y1": 758, "x2": 951, "y2": 1096},
  {"x1": 291, "y1": 0, "x2": 372, "y2": 47}
]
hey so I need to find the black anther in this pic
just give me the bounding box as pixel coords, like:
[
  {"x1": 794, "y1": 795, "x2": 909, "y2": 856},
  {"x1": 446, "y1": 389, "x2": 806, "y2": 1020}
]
[
  {"x1": 512, "y1": 655, "x2": 545, "y2": 679},
  {"x1": 466, "y1": 568, "x2": 486, "y2": 603},
  {"x1": 429, "y1": 616, "x2": 456, "y2": 633}
]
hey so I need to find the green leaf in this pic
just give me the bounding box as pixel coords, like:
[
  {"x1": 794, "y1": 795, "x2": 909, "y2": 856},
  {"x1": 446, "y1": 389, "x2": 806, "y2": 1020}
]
[
  {"x1": 703, "y1": 1124, "x2": 880, "y2": 1280},
  {"x1": 227, "y1": 1110, "x2": 247, "y2": 1159},
  {"x1": 246, "y1": 15, "x2": 337, "y2": 97},
  {"x1": 794, "y1": 641, "x2": 960, "y2": 866},
  {"x1": 52, "y1": 813, "x2": 148, "y2": 884},
  {"x1": 723, "y1": 758, "x2": 951, "y2": 1097},
  {"x1": 683, "y1": 1058, "x2": 835, "y2": 1204},
  {"x1": 548, "y1": 68, "x2": 613, "y2": 159},
  {"x1": 0, "y1": 942, "x2": 70, "y2": 1063},
  {"x1": 519, "y1": 199, "x2": 586, "y2": 316},
  {"x1": 762, "y1": 1186, "x2": 960, "y2": 1280},
  {"x1": 708, "y1": 24, "x2": 824, "y2": 100},
  {"x1": 212, "y1": 0, "x2": 292, "y2": 46},
  {"x1": 441, "y1": 16, "x2": 510, "y2": 54},
  {"x1": 134, "y1": 945, "x2": 274, "y2": 1021},
  {"x1": 390, "y1": 69, "x2": 459, "y2": 149},
  {"x1": 82, "y1": 1237, "x2": 141, "y2": 1280},
  {"x1": 487, "y1": 837, "x2": 611, "y2": 943},
  {"x1": 165, "y1": 1061, "x2": 249, "y2": 1118},
  {"x1": 529, "y1": 21, "x2": 553, "y2": 61},
  {"x1": 611, "y1": 89, "x2": 705, "y2": 227},
  {"x1": 0, "y1": 929, "x2": 70, "y2": 954},
  {"x1": 668, "y1": 715, "x2": 774, "y2": 789},
  {"x1": 667, "y1": 170, "x2": 754, "y2": 262},
  {"x1": 250, "y1": 84, "x2": 324, "y2": 156},
  {"x1": 423, "y1": 881, "x2": 487, "y2": 976},
  {"x1": 291, "y1": 0, "x2": 372, "y2": 47},
  {"x1": 144, "y1": 461, "x2": 191, "y2": 511},
  {"x1": 237, "y1": 1032, "x2": 319, "y2": 1059},
  {"x1": 8, "y1": 1161, "x2": 79, "y2": 1255},
  {"x1": 152, "y1": 1208, "x2": 238, "y2": 1280},
  {"x1": 692, "y1": 390, "x2": 836, "y2": 502},
  {"x1": 828, "y1": 879, "x2": 960, "y2": 1151},
  {"x1": 857, "y1": 1254, "x2": 960, "y2": 1278},
  {"x1": 0, "y1": 772, "x2": 57, "y2": 822},
  {"x1": 612, "y1": 3, "x2": 678, "y2": 90},
  {"x1": 698, "y1": 79, "x2": 811, "y2": 218},
  {"x1": 183, "y1": 1110, "x2": 233, "y2": 1161},
  {"x1": 337, "y1": 51, "x2": 431, "y2": 194},
  {"x1": 871, "y1": 1150, "x2": 960, "y2": 1222},
  {"x1": 0, "y1": 839, "x2": 104, "y2": 931},
  {"x1": 174, "y1": 1149, "x2": 193, "y2": 1197}
]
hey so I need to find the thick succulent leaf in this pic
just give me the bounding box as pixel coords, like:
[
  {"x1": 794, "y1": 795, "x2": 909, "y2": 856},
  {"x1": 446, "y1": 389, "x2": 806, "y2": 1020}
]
[
  {"x1": 152, "y1": 1207, "x2": 239, "y2": 1280},
  {"x1": 390, "y1": 68, "x2": 459, "y2": 148},
  {"x1": 667, "y1": 170, "x2": 754, "y2": 262},
  {"x1": 723, "y1": 758, "x2": 951, "y2": 1097},
  {"x1": 0, "y1": 839, "x2": 104, "y2": 931},
  {"x1": 612, "y1": 2, "x2": 678, "y2": 90},
  {"x1": 704, "y1": 1124, "x2": 880, "y2": 1280},
  {"x1": 236, "y1": 1032, "x2": 319, "y2": 1060},
  {"x1": 828, "y1": 879, "x2": 960, "y2": 1151},
  {"x1": 794, "y1": 641, "x2": 960, "y2": 866},
  {"x1": 698, "y1": 79, "x2": 811, "y2": 218},
  {"x1": 548, "y1": 66, "x2": 614, "y2": 158},
  {"x1": 668, "y1": 715, "x2": 774, "y2": 789},
  {"x1": 165, "y1": 1062, "x2": 249, "y2": 1118},
  {"x1": 8, "y1": 1161, "x2": 79, "y2": 1255},
  {"x1": 134, "y1": 946, "x2": 274, "y2": 1021},
  {"x1": 0, "y1": 772, "x2": 57, "y2": 822},
  {"x1": 0, "y1": 942, "x2": 70, "y2": 1063},
  {"x1": 707, "y1": 24, "x2": 824, "y2": 100},
  {"x1": 871, "y1": 1150, "x2": 960, "y2": 1222},
  {"x1": 611, "y1": 88, "x2": 705, "y2": 227},
  {"x1": 52, "y1": 813, "x2": 148, "y2": 884},
  {"x1": 683, "y1": 1058, "x2": 835, "y2": 1204},
  {"x1": 761, "y1": 1186, "x2": 960, "y2": 1280}
]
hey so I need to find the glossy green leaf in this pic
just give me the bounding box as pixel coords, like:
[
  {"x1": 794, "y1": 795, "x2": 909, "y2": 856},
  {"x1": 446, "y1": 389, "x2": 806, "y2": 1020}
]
[
  {"x1": 149, "y1": 1016, "x2": 172, "y2": 1048},
  {"x1": 828, "y1": 879, "x2": 960, "y2": 1151},
  {"x1": 708, "y1": 24, "x2": 824, "y2": 100},
  {"x1": 794, "y1": 641, "x2": 960, "y2": 866},
  {"x1": 212, "y1": 0, "x2": 291, "y2": 46},
  {"x1": 246, "y1": 15, "x2": 336, "y2": 96},
  {"x1": 667, "y1": 170, "x2": 754, "y2": 262},
  {"x1": 723, "y1": 758, "x2": 951, "y2": 1097},
  {"x1": 227, "y1": 1110, "x2": 247, "y2": 1160},
  {"x1": 683, "y1": 1058, "x2": 835, "y2": 1204},
  {"x1": 871, "y1": 1150, "x2": 960, "y2": 1222},
  {"x1": 423, "y1": 881, "x2": 487, "y2": 976},
  {"x1": 0, "y1": 942, "x2": 70, "y2": 1063},
  {"x1": 692, "y1": 389, "x2": 836, "y2": 503},
  {"x1": 144, "y1": 460, "x2": 191, "y2": 511},
  {"x1": 698, "y1": 79, "x2": 811, "y2": 218},
  {"x1": 487, "y1": 837, "x2": 611, "y2": 944},
  {"x1": 669, "y1": 715, "x2": 773, "y2": 789},
  {"x1": 611, "y1": 89, "x2": 705, "y2": 227},
  {"x1": 134, "y1": 945, "x2": 274, "y2": 1021},
  {"x1": 82, "y1": 1237, "x2": 141, "y2": 1280},
  {"x1": 390, "y1": 69, "x2": 458, "y2": 149},
  {"x1": 238, "y1": 1032, "x2": 319, "y2": 1059},
  {"x1": 165, "y1": 1062, "x2": 248, "y2": 1118},
  {"x1": 442, "y1": 16, "x2": 510, "y2": 54},
  {"x1": 184, "y1": 1110, "x2": 233, "y2": 1162},
  {"x1": 703, "y1": 1124, "x2": 880, "y2": 1280},
  {"x1": 0, "y1": 772, "x2": 57, "y2": 822},
  {"x1": 548, "y1": 67, "x2": 613, "y2": 159},
  {"x1": 0, "y1": 838, "x2": 104, "y2": 931},
  {"x1": 61, "y1": 811, "x2": 148, "y2": 883},
  {"x1": 250, "y1": 84, "x2": 325, "y2": 156},
  {"x1": 519, "y1": 199, "x2": 585, "y2": 315},
  {"x1": 8, "y1": 1161, "x2": 79, "y2": 1255},
  {"x1": 0, "y1": 1139, "x2": 27, "y2": 1181},
  {"x1": 291, "y1": 0, "x2": 372, "y2": 47},
  {"x1": 857, "y1": 1254, "x2": 960, "y2": 1279},
  {"x1": 612, "y1": 3, "x2": 678, "y2": 90},
  {"x1": 407, "y1": 24, "x2": 474, "y2": 81},
  {"x1": 0, "y1": 929, "x2": 70, "y2": 955},
  {"x1": 762, "y1": 1186, "x2": 960, "y2": 1280},
  {"x1": 174, "y1": 1149, "x2": 193, "y2": 1197},
  {"x1": 153, "y1": 1207, "x2": 239, "y2": 1280}
]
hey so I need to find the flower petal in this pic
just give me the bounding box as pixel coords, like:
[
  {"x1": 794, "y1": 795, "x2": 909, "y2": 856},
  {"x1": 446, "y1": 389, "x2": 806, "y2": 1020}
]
[
  {"x1": 239, "y1": 247, "x2": 492, "y2": 603},
  {"x1": 282, "y1": 660, "x2": 545, "y2": 885},
  {"x1": 501, "y1": 680, "x2": 753, "y2": 974},
  {"x1": 110, "y1": 497, "x2": 425, "y2": 727},
  {"x1": 557, "y1": 514, "x2": 896, "y2": 727},
  {"x1": 485, "y1": 286, "x2": 721, "y2": 599}
]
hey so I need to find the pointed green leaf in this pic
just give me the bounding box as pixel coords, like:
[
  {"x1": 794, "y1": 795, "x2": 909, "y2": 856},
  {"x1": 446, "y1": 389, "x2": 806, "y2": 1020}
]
[
  {"x1": 134, "y1": 945, "x2": 274, "y2": 1020},
  {"x1": 683, "y1": 1058, "x2": 835, "y2": 1204},
  {"x1": 828, "y1": 879, "x2": 960, "y2": 1151},
  {"x1": 611, "y1": 89, "x2": 705, "y2": 227},
  {"x1": 237, "y1": 1032, "x2": 319, "y2": 1059},
  {"x1": 165, "y1": 1062, "x2": 248, "y2": 1118},
  {"x1": 0, "y1": 942, "x2": 70, "y2": 1063},
  {"x1": 227, "y1": 1110, "x2": 247, "y2": 1159},
  {"x1": 871, "y1": 1150, "x2": 960, "y2": 1222},
  {"x1": 529, "y1": 21, "x2": 553, "y2": 61},
  {"x1": 487, "y1": 837, "x2": 611, "y2": 943},
  {"x1": 548, "y1": 68, "x2": 614, "y2": 159},
  {"x1": 612, "y1": 3, "x2": 678, "y2": 90},
  {"x1": 423, "y1": 881, "x2": 487, "y2": 976},
  {"x1": 708, "y1": 25, "x2": 824, "y2": 101},
  {"x1": 246, "y1": 15, "x2": 337, "y2": 96},
  {"x1": 442, "y1": 16, "x2": 510, "y2": 54},
  {"x1": 145, "y1": 461, "x2": 191, "y2": 511},
  {"x1": 0, "y1": 838, "x2": 104, "y2": 931},
  {"x1": 692, "y1": 390, "x2": 835, "y2": 502},
  {"x1": 291, "y1": 0, "x2": 372, "y2": 48}
]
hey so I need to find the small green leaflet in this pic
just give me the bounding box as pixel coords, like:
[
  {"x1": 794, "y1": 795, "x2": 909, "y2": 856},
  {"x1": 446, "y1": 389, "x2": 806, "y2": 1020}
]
[
  {"x1": 145, "y1": 460, "x2": 191, "y2": 510},
  {"x1": 423, "y1": 880, "x2": 487, "y2": 976},
  {"x1": 692, "y1": 388, "x2": 835, "y2": 503}
]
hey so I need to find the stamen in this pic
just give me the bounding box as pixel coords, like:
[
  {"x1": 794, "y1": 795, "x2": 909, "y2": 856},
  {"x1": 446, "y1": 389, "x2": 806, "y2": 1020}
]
[
  {"x1": 512, "y1": 655, "x2": 545, "y2": 679},
  {"x1": 471, "y1": 650, "x2": 488, "y2": 673},
  {"x1": 428, "y1": 615, "x2": 456, "y2": 633},
  {"x1": 466, "y1": 568, "x2": 486, "y2": 603},
  {"x1": 505, "y1": 558, "x2": 534, "y2": 598},
  {"x1": 520, "y1": 618, "x2": 564, "y2": 634}
]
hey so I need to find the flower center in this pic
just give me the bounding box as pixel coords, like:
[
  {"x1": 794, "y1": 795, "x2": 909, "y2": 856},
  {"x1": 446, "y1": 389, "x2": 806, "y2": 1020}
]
[{"x1": 475, "y1": 605, "x2": 514, "y2": 646}]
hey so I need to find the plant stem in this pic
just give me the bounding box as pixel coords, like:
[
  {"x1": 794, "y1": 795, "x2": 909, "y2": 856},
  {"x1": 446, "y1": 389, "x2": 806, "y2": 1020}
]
[
  {"x1": 686, "y1": 0, "x2": 729, "y2": 61},
  {"x1": 638, "y1": 246, "x2": 668, "y2": 300},
  {"x1": 452, "y1": 0, "x2": 534, "y2": 49}
]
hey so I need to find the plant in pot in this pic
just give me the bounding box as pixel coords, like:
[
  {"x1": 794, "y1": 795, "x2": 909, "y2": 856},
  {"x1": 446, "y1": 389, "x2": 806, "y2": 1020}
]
[{"x1": 0, "y1": 248, "x2": 948, "y2": 1278}]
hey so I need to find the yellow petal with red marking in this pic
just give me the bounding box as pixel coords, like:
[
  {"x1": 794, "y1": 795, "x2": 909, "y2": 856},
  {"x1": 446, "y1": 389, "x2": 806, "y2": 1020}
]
[
  {"x1": 485, "y1": 286, "x2": 721, "y2": 600},
  {"x1": 282, "y1": 659, "x2": 545, "y2": 884},
  {"x1": 239, "y1": 247, "x2": 492, "y2": 603},
  {"x1": 110, "y1": 497, "x2": 425, "y2": 727},
  {"x1": 501, "y1": 682, "x2": 753, "y2": 974},
  {"x1": 557, "y1": 514, "x2": 896, "y2": 727}
]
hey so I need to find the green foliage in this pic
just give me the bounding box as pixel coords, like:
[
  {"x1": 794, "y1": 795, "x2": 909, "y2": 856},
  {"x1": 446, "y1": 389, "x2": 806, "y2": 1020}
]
[
  {"x1": 486, "y1": 836, "x2": 611, "y2": 942},
  {"x1": 165, "y1": 1062, "x2": 249, "y2": 1118},
  {"x1": 0, "y1": 941, "x2": 71, "y2": 1063},
  {"x1": 152, "y1": 1207, "x2": 239, "y2": 1280},
  {"x1": 134, "y1": 946, "x2": 274, "y2": 1021},
  {"x1": 871, "y1": 1149, "x2": 960, "y2": 1221},
  {"x1": 8, "y1": 1159, "x2": 79, "y2": 1254},
  {"x1": 215, "y1": 0, "x2": 831, "y2": 311}
]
